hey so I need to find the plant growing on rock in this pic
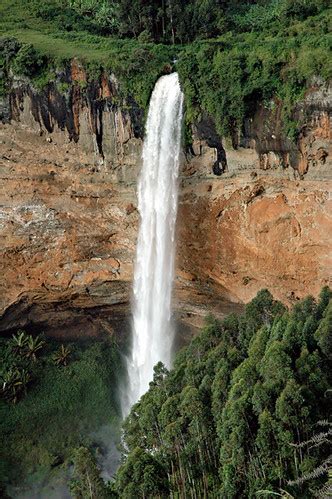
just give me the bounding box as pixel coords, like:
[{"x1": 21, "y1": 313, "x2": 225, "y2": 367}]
[
  {"x1": 0, "y1": 36, "x2": 21, "y2": 64},
  {"x1": 11, "y1": 44, "x2": 44, "y2": 77}
]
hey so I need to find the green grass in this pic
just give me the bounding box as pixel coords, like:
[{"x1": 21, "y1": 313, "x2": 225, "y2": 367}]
[
  {"x1": 3, "y1": 30, "x2": 113, "y2": 62},
  {"x1": 0, "y1": 336, "x2": 123, "y2": 489},
  {"x1": 0, "y1": 0, "x2": 176, "y2": 108}
]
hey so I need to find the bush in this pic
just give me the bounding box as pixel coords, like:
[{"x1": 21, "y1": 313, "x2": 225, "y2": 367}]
[
  {"x1": 0, "y1": 37, "x2": 21, "y2": 64},
  {"x1": 12, "y1": 44, "x2": 44, "y2": 77}
]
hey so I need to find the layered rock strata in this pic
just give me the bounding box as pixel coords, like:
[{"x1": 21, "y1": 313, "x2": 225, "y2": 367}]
[{"x1": 0, "y1": 68, "x2": 331, "y2": 334}]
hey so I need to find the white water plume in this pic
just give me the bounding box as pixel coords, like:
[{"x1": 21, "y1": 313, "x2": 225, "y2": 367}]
[{"x1": 122, "y1": 72, "x2": 184, "y2": 416}]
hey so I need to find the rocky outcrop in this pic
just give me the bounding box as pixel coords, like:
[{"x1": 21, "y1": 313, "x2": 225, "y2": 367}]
[
  {"x1": 177, "y1": 175, "x2": 331, "y2": 305},
  {"x1": 191, "y1": 79, "x2": 331, "y2": 178},
  {"x1": 0, "y1": 122, "x2": 138, "y2": 332},
  {"x1": 0, "y1": 69, "x2": 331, "y2": 334}
]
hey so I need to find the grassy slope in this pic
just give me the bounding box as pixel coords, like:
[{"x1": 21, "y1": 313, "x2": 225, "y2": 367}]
[
  {"x1": 0, "y1": 0, "x2": 112, "y2": 62},
  {"x1": 0, "y1": 337, "x2": 122, "y2": 488},
  {"x1": 0, "y1": 0, "x2": 176, "y2": 108}
]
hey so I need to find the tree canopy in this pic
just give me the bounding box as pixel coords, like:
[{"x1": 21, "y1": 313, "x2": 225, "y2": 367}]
[
  {"x1": 115, "y1": 288, "x2": 332, "y2": 497},
  {"x1": 36, "y1": 0, "x2": 329, "y2": 44}
]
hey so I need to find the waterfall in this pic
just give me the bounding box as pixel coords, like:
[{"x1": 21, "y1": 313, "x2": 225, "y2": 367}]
[{"x1": 122, "y1": 72, "x2": 184, "y2": 416}]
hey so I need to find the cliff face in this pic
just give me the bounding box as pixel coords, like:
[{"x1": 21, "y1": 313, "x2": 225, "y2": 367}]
[
  {"x1": 0, "y1": 62, "x2": 142, "y2": 334},
  {"x1": 0, "y1": 65, "x2": 331, "y2": 334},
  {"x1": 179, "y1": 79, "x2": 332, "y2": 306}
]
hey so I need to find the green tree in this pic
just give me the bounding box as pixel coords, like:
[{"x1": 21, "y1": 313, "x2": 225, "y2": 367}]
[
  {"x1": 117, "y1": 288, "x2": 331, "y2": 497},
  {"x1": 70, "y1": 447, "x2": 109, "y2": 499},
  {"x1": 315, "y1": 300, "x2": 332, "y2": 359},
  {"x1": 12, "y1": 44, "x2": 44, "y2": 77},
  {"x1": 115, "y1": 447, "x2": 168, "y2": 497}
]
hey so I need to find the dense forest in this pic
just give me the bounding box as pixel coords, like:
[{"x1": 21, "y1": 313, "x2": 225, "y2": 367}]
[
  {"x1": 29, "y1": 0, "x2": 330, "y2": 44},
  {"x1": 1, "y1": 0, "x2": 331, "y2": 140},
  {"x1": 116, "y1": 289, "x2": 332, "y2": 497},
  {"x1": 1, "y1": 290, "x2": 331, "y2": 496}
]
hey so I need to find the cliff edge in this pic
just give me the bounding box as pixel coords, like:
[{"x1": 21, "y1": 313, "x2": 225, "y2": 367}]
[{"x1": 0, "y1": 65, "x2": 331, "y2": 333}]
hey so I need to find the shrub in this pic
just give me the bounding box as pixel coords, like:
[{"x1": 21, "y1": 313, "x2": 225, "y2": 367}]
[
  {"x1": 0, "y1": 37, "x2": 21, "y2": 64},
  {"x1": 12, "y1": 44, "x2": 45, "y2": 77}
]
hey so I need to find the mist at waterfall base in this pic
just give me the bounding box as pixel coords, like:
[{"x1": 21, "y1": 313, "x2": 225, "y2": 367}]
[{"x1": 121, "y1": 72, "x2": 184, "y2": 416}]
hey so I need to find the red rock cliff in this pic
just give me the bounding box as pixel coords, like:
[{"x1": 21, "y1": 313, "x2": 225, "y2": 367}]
[{"x1": 0, "y1": 68, "x2": 331, "y2": 333}]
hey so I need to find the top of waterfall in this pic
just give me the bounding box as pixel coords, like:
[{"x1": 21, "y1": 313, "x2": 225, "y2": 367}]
[{"x1": 155, "y1": 71, "x2": 181, "y2": 90}]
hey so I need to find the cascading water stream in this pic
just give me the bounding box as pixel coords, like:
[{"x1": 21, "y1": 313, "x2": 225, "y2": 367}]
[{"x1": 122, "y1": 72, "x2": 184, "y2": 416}]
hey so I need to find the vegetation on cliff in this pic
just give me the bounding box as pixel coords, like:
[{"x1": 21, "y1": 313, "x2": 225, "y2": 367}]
[
  {"x1": 115, "y1": 288, "x2": 332, "y2": 497},
  {"x1": 0, "y1": 0, "x2": 331, "y2": 140}
]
